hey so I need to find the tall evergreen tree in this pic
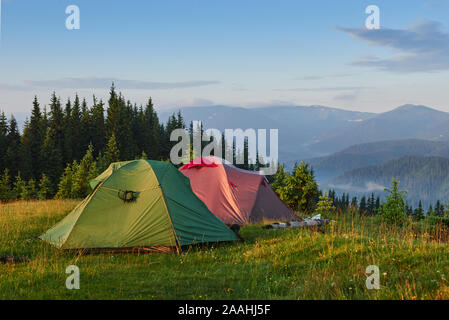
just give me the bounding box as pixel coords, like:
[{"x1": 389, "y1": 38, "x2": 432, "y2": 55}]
[
  {"x1": 414, "y1": 200, "x2": 424, "y2": 221},
  {"x1": 6, "y1": 116, "x2": 21, "y2": 178},
  {"x1": 72, "y1": 143, "x2": 97, "y2": 198},
  {"x1": 359, "y1": 196, "x2": 367, "y2": 215},
  {"x1": 70, "y1": 94, "x2": 83, "y2": 161},
  {"x1": 80, "y1": 98, "x2": 92, "y2": 156},
  {"x1": 40, "y1": 130, "x2": 63, "y2": 194},
  {"x1": 47, "y1": 92, "x2": 65, "y2": 175},
  {"x1": 0, "y1": 111, "x2": 8, "y2": 171},
  {"x1": 90, "y1": 98, "x2": 106, "y2": 156},
  {"x1": 104, "y1": 134, "x2": 120, "y2": 166},
  {"x1": 0, "y1": 169, "x2": 11, "y2": 202},
  {"x1": 21, "y1": 96, "x2": 44, "y2": 180},
  {"x1": 38, "y1": 174, "x2": 52, "y2": 200}
]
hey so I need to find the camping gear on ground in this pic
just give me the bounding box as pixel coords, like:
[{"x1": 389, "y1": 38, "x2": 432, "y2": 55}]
[
  {"x1": 263, "y1": 214, "x2": 330, "y2": 229},
  {"x1": 180, "y1": 156, "x2": 298, "y2": 225},
  {"x1": 40, "y1": 159, "x2": 239, "y2": 251}
]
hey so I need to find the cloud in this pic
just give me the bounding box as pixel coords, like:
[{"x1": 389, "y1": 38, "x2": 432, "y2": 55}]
[
  {"x1": 335, "y1": 20, "x2": 449, "y2": 72},
  {"x1": 274, "y1": 86, "x2": 366, "y2": 92},
  {"x1": 333, "y1": 91, "x2": 359, "y2": 101},
  {"x1": 175, "y1": 98, "x2": 215, "y2": 107},
  {"x1": 23, "y1": 77, "x2": 221, "y2": 90},
  {"x1": 294, "y1": 73, "x2": 357, "y2": 81},
  {"x1": 0, "y1": 83, "x2": 31, "y2": 91},
  {"x1": 243, "y1": 99, "x2": 297, "y2": 108}
]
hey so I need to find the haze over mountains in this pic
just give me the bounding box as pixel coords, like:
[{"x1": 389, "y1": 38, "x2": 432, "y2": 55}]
[
  {"x1": 160, "y1": 104, "x2": 449, "y2": 162},
  {"x1": 329, "y1": 155, "x2": 449, "y2": 207},
  {"x1": 160, "y1": 104, "x2": 449, "y2": 206}
]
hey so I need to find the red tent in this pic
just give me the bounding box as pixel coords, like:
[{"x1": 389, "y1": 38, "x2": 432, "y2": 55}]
[{"x1": 180, "y1": 156, "x2": 298, "y2": 225}]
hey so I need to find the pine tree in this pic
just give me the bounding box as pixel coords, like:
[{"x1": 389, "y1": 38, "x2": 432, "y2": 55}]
[
  {"x1": 375, "y1": 196, "x2": 381, "y2": 213},
  {"x1": 21, "y1": 96, "x2": 44, "y2": 180},
  {"x1": 414, "y1": 200, "x2": 424, "y2": 221},
  {"x1": 359, "y1": 196, "x2": 367, "y2": 215},
  {"x1": 90, "y1": 98, "x2": 106, "y2": 156},
  {"x1": 38, "y1": 174, "x2": 52, "y2": 200},
  {"x1": 281, "y1": 162, "x2": 319, "y2": 214},
  {"x1": 379, "y1": 178, "x2": 408, "y2": 224},
  {"x1": 0, "y1": 169, "x2": 11, "y2": 203},
  {"x1": 80, "y1": 98, "x2": 91, "y2": 154},
  {"x1": 26, "y1": 179, "x2": 38, "y2": 200},
  {"x1": 72, "y1": 143, "x2": 97, "y2": 198},
  {"x1": 436, "y1": 200, "x2": 442, "y2": 217},
  {"x1": 427, "y1": 204, "x2": 436, "y2": 217},
  {"x1": 315, "y1": 190, "x2": 335, "y2": 219},
  {"x1": 271, "y1": 165, "x2": 289, "y2": 197},
  {"x1": 6, "y1": 116, "x2": 21, "y2": 178},
  {"x1": 0, "y1": 111, "x2": 8, "y2": 171},
  {"x1": 142, "y1": 98, "x2": 160, "y2": 159},
  {"x1": 40, "y1": 130, "x2": 63, "y2": 194},
  {"x1": 368, "y1": 193, "x2": 375, "y2": 215},
  {"x1": 63, "y1": 98, "x2": 74, "y2": 162},
  {"x1": 104, "y1": 134, "x2": 120, "y2": 166},
  {"x1": 56, "y1": 162, "x2": 74, "y2": 199},
  {"x1": 12, "y1": 172, "x2": 26, "y2": 200},
  {"x1": 70, "y1": 94, "x2": 83, "y2": 160},
  {"x1": 48, "y1": 92, "x2": 65, "y2": 164}
]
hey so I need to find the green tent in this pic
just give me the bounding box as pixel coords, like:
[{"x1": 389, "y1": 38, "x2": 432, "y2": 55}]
[{"x1": 40, "y1": 159, "x2": 238, "y2": 251}]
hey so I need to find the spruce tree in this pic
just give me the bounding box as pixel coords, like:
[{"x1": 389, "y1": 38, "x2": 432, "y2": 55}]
[
  {"x1": 72, "y1": 143, "x2": 97, "y2": 198},
  {"x1": 80, "y1": 98, "x2": 91, "y2": 156},
  {"x1": 56, "y1": 163, "x2": 74, "y2": 199},
  {"x1": 12, "y1": 172, "x2": 26, "y2": 200},
  {"x1": 105, "y1": 134, "x2": 120, "y2": 165},
  {"x1": 90, "y1": 98, "x2": 106, "y2": 156},
  {"x1": 414, "y1": 200, "x2": 424, "y2": 221},
  {"x1": 6, "y1": 116, "x2": 21, "y2": 178},
  {"x1": 379, "y1": 178, "x2": 408, "y2": 224},
  {"x1": 64, "y1": 98, "x2": 74, "y2": 162},
  {"x1": 26, "y1": 179, "x2": 38, "y2": 200},
  {"x1": 0, "y1": 169, "x2": 11, "y2": 203},
  {"x1": 38, "y1": 174, "x2": 52, "y2": 200},
  {"x1": 0, "y1": 111, "x2": 8, "y2": 170},
  {"x1": 359, "y1": 196, "x2": 367, "y2": 215},
  {"x1": 70, "y1": 94, "x2": 82, "y2": 160},
  {"x1": 40, "y1": 130, "x2": 63, "y2": 194},
  {"x1": 21, "y1": 96, "x2": 44, "y2": 180}
]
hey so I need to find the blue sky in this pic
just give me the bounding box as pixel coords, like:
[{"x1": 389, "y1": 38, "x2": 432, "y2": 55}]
[{"x1": 0, "y1": 0, "x2": 448, "y2": 117}]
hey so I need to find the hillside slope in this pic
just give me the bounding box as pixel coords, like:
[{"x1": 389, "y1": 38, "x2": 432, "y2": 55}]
[
  {"x1": 308, "y1": 139, "x2": 449, "y2": 182},
  {"x1": 309, "y1": 105, "x2": 449, "y2": 154},
  {"x1": 159, "y1": 104, "x2": 449, "y2": 165},
  {"x1": 328, "y1": 155, "x2": 449, "y2": 206}
]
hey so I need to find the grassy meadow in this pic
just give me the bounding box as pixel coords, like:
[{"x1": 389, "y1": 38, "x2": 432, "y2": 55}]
[{"x1": 1, "y1": 200, "x2": 449, "y2": 300}]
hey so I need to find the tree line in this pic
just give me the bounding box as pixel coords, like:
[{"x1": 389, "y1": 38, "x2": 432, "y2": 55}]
[
  {"x1": 0, "y1": 84, "x2": 187, "y2": 202},
  {"x1": 270, "y1": 163, "x2": 448, "y2": 222}
]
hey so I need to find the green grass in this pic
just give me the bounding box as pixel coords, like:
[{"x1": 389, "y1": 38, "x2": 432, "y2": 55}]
[{"x1": 1, "y1": 200, "x2": 449, "y2": 299}]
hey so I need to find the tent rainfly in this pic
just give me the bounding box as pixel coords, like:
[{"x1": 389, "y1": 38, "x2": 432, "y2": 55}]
[
  {"x1": 180, "y1": 156, "x2": 298, "y2": 225},
  {"x1": 40, "y1": 160, "x2": 239, "y2": 251}
]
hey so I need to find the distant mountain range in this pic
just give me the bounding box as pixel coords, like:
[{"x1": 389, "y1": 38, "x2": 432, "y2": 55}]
[
  {"x1": 308, "y1": 139, "x2": 449, "y2": 183},
  {"x1": 159, "y1": 104, "x2": 449, "y2": 205},
  {"x1": 160, "y1": 104, "x2": 375, "y2": 162},
  {"x1": 159, "y1": 104, "x2": 449, "y2": 164}
]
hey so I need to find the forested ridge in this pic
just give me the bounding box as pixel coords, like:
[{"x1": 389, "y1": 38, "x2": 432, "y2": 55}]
[
  {"x1": 331, "y1": 155, "x2": 449, "y2": 207},
  {"x1": 0, "y1": 85, "x2": 186, "y2": 201}
]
